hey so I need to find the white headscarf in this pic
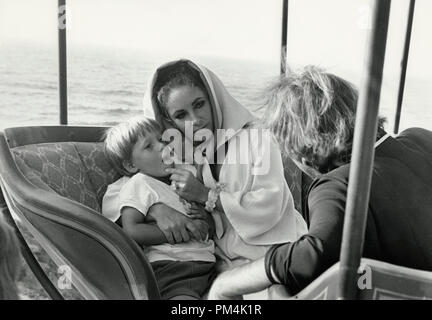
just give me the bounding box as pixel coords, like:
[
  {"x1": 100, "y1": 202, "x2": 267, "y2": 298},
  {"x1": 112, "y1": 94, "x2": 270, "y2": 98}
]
[{"x1": 142, "y1": 59, "x2": 256, "y2": 151}]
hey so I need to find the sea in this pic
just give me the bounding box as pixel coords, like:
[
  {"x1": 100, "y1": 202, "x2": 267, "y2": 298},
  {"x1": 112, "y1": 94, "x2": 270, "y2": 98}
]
[{"x1": 1, "y1": 43, "x2": 431, "y2": 132}]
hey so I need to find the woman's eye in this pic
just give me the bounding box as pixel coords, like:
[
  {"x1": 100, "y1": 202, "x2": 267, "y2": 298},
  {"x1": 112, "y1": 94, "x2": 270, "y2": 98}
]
[
  {"x1": 195, "y1": 101, "x2": 204, "y2": 109},
  {"x1": 175, "y1": 112, "x2": 185, "y2": 120}
]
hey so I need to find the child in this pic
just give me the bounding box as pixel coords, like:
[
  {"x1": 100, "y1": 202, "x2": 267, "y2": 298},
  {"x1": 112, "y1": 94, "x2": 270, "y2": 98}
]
[{"x1": 103, "y1": 116, "x2": 216, "y2": 300}]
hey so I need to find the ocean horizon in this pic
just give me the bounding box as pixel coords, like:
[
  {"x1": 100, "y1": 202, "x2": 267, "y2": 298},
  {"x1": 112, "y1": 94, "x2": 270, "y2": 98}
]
[{"x1": 1, "y1": 42, "x2": 431, "y2": 132}]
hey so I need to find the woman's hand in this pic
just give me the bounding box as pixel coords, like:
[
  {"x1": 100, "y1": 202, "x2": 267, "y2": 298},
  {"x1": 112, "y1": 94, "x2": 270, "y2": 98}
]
[
  {"x1": 147, "y1": 203, "x2": 208, "y2": 244},
  {"x1": 166, "y1": 168, "x2": 209, "y2": 204}
]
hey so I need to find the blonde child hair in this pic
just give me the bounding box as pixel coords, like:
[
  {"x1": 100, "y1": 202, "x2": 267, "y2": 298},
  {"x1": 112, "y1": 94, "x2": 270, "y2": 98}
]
[{"x1": 104, "y1": 116, "x2": 162, "y2": 176}]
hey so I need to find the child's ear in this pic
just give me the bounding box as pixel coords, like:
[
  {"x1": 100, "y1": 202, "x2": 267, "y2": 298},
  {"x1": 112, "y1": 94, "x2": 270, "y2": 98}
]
[{"x1": 123, "y1": 160, "x2": 138, "y2": 174}]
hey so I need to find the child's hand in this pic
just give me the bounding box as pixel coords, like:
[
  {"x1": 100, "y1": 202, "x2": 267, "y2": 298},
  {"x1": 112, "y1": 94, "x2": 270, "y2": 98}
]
[{"x1": 186, "y1": 202, "x2": 207, "y2": 220}]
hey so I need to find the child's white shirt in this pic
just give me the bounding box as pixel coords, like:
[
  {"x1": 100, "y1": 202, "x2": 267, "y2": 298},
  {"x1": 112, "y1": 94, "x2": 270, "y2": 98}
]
[{"x1": 102, "y1": 168, "x2": 215, "y2": 263}]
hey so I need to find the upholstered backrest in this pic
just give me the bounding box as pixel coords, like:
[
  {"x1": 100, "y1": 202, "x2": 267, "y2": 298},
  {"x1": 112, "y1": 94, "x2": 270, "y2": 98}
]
[
  {"x1": 73, "y1": 143, "x2": 121, "y2": 207},
  {"x1": 12, "y1": 142, "x2": 121, "y2": 212}
]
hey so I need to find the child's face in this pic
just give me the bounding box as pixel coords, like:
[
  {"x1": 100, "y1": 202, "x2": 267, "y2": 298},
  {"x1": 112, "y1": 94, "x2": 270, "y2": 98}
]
[
  {"x1": 164, "y1": 85, "x2": 214, "y2": 134},
  {"x1": 127, "y1": 131, "x2": 173, "y2": 177}
]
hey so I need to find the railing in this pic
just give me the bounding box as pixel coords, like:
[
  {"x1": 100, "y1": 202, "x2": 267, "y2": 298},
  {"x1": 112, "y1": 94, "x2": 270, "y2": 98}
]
[
  {"x1": 280, "y1": 0, "x2": 289, "y2": 75},
  {"x1": 58, "y1": 0, "x2": 68, "y2": 125},
  {"x1": 338, "y1": 0, "x2": 392, "y2": 300},
  {"x1": 394, "y1": 0, "x2": 416, "y2": 134}
]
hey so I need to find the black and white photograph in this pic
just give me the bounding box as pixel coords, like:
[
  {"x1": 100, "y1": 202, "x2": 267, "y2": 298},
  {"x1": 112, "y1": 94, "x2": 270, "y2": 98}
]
[{"x1": 0, "y1": 0, "x2": 432, "y2": 309}]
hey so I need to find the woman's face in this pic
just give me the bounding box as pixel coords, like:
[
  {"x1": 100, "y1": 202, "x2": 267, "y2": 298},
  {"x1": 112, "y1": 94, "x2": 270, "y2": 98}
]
[{"x1": 164, "y1": 85, "x2": 214, "y2": 134}]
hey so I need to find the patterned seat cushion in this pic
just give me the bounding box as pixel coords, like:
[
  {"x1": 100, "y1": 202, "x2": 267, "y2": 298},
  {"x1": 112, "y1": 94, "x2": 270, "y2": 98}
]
[
  {"x1": 73, "y1": 143, "x2": 121, "y2": 207},
  {"x1": 12, "y1": 142, "x2": 121, "y2": 212}
]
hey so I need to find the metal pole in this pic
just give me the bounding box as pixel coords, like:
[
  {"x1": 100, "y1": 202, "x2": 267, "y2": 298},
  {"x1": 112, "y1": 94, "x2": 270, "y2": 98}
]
[
  {"x1": 338, "y1": 0, "x2": 392, "y2": 300},
  {"x1": 280, "y1": 0, "x2": 289, "y2": 75},
  {"x1": 58, "y1": 0, "x2": 68, "y2": 125},
  {"x1": 393, "y1": 0, "x2": 416, "y2": 134}
]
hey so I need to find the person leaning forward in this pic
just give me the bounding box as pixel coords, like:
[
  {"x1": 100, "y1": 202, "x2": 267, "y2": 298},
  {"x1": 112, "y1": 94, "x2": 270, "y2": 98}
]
[{"x1": 208, "y1": 66, "x2": 432, "y2": 299}]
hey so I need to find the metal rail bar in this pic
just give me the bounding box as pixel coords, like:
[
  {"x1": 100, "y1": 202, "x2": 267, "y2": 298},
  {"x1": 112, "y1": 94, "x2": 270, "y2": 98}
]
[
  {"x1": 393, "y1": 0, "x2": 416, "y2": 134},
  {"x1": 58, "y1": 0, "x2": 68, "y2": 125},
  {"x1": 280, "y1": 0, "x2": 289, "y2": 75},
  {"x1": 338, "y1": 0, "x2": 392, "y2": 300}
]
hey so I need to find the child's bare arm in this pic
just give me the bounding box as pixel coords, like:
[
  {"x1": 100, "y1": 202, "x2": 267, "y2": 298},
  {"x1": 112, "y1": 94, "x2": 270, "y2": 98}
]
[{"x1": 121, "y1": 206, "x2": 169, "y2": 246}]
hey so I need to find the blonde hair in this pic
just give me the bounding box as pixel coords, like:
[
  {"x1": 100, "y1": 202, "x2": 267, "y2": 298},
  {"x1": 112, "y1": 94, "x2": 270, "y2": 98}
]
[
  {"x1": 104, "y1": 116, "x2": 162, "y2": 176},
  {"x1": 0, "y1": 213, "x2": 21, "y2": 300},
  {"x1": 263, "y1": 66, "x2": 385, "y2": 173}
]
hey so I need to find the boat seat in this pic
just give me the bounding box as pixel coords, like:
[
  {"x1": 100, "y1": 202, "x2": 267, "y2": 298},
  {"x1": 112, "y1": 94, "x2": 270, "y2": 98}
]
[{"x1": 0, "y1": 126, "x2": 160, "y2": 300}]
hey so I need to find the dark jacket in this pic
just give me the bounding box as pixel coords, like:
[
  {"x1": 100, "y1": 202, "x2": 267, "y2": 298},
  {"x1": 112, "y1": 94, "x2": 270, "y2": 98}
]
[{"x1": 265, "y1": 128, "x2": 432, "y2": 295}]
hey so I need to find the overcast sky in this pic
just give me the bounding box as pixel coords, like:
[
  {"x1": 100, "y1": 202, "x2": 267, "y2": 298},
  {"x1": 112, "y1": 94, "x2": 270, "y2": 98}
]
[{"x1": 1, "y1": 0, "x2": 432, "y2": 78}]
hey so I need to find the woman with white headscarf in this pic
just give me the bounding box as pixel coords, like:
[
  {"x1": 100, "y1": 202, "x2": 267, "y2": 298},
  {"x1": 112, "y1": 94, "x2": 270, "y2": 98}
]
[{"x1": 103, "y1": 59, "x2": 307, "y2": 272}]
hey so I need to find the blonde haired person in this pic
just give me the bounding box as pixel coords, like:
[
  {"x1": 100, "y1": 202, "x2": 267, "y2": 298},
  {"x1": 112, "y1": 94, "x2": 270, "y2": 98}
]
[
  {"x1": 103, "y1": 116, "x2": 216, "y2": 300},
  {"x1": 208, "y1": 66, "x2": 432, "y2": 299}
]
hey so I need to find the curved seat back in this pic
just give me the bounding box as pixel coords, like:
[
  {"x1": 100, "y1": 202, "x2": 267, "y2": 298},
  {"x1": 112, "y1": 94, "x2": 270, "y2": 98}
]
[{"x1": 0, "y1": 126, "x2": 160, "y2": 300}]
